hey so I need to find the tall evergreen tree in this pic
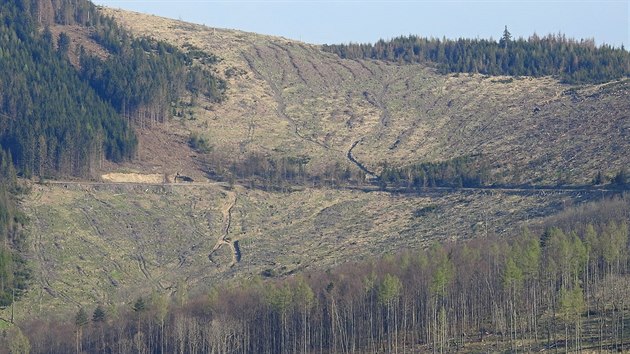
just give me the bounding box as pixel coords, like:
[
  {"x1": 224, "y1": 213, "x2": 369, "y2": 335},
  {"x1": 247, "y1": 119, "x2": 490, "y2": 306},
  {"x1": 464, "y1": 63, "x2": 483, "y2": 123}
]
[{"x1": 500, "y1": 25, "x2": 512, "y2": 49}]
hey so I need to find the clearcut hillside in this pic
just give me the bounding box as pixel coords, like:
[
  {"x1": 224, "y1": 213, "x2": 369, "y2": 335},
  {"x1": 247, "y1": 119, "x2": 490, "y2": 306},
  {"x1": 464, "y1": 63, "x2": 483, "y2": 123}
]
[
  {"x1": 16, "y1": 180, "x2": 589, "y2": 320},
  {"x1": 104, "y1": 8, "x2": 630, "y2": 187}
]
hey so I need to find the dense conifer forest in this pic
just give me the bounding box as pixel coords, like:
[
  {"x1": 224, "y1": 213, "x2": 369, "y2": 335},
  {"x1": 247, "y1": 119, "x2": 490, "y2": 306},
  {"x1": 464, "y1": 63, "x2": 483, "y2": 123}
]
[
  {"x1": 0, "y1": 151, "x2": 28, "y2": 309},
  {"x1": 0, "y1": 0, "x2": 225, "y2": 179},
  {"x1": 323, "y1": 29, "x2": 630, "y2": 84},
  {"x1": 0, "y1": 0, "x2": 135, "y2": 177},
  {"x1": 16, "y1": 196, "x2": 630, "y2": 353}
]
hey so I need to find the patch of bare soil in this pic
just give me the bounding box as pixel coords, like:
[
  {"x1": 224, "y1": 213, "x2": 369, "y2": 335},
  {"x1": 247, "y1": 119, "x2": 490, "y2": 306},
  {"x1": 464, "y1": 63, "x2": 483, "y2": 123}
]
[
  {"x1": 49, "y1": 24, "x2": 110, "y2": 67},
  {"x1": 101, "y1": 173, "x2": 165, "y2": 184},
  {"x1": 101, "y1": 122, "x2": 209, "y2": 182}
]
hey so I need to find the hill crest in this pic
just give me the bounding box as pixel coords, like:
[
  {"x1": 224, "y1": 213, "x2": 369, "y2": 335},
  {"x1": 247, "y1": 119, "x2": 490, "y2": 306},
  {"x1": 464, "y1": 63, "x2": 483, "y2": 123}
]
[{"x1": 100, "y1": 7, "x2": 630, "y2": 189}]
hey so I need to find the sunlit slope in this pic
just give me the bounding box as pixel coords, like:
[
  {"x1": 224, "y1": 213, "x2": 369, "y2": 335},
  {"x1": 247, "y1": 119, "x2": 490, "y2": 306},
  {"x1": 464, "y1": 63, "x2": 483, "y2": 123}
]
[
  {"x1": 7, "y1": 7, "x2": 628, "y2": 321},
  {"x1": 16, "y1": 182, "x2": 578, "y2": 318},
  {"x1": 105, "y1": 8, "x2": 630, "y2": 186}
]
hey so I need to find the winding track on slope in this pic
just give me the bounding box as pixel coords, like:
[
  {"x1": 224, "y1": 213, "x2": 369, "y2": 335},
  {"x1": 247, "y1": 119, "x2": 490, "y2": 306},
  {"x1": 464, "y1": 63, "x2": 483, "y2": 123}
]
[
  {"x1": 208, "y1": 190, "x2": 239, "y2": 267},
  {"x1": 345, "y1": 67, "x2": 396, "y2": 179},
  {"x1": 347, "y1": 139, "x2": 378, "y2": 179},
  {"x1": 242, "y1": 44, "x2": 386, "y2": 183}
]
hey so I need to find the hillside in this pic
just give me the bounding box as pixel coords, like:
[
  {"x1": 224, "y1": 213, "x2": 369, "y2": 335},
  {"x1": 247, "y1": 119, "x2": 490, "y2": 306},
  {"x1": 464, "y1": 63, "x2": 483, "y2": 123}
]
[
  {"x1": 2, "y1": 3, "x2": 626, "y2": 315},
  {"x1": 14, "y1": 181, "x2": 592, "y2": 320},
  {"x1": 104, "y1": 8, "x2": 630, "y2": 187},
  {"x1": 0, "y1": 0, "x2": 226, "y2": 180},
  {"x1": 1, "y1": 4, "x2": 630, "y2": 352}
]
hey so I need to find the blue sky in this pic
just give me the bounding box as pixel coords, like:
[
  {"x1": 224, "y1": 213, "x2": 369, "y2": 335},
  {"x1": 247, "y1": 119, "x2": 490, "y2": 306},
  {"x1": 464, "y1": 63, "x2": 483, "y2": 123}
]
[{"x1": 92, "y1": 1, "x2": 629, "y2": 48}]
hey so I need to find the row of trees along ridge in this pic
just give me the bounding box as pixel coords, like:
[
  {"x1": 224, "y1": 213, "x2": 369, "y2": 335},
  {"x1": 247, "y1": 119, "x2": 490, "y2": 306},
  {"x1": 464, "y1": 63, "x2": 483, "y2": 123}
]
[{"x1": 323, "y1": 27, "x2": 630, "y2": 84}]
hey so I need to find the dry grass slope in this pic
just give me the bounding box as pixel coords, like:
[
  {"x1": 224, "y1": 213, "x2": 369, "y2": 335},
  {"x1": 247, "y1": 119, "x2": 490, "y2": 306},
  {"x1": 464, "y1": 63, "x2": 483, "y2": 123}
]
[
  {"x1": 104, "y1": 8, "x2": 630, "y2": 186},
  {"x1": 14, "y1": 181, "x2": 594, "y2": 318}
]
